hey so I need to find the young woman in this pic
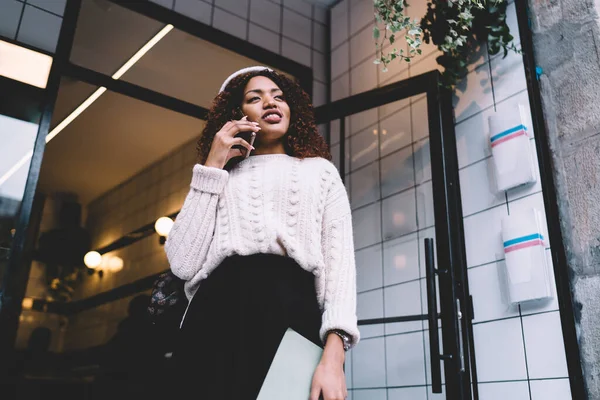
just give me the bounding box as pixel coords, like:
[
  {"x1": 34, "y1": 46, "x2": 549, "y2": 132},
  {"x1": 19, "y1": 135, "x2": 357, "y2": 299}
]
[{"x1": 165, "y1": 66, "x2": 359, "y2": 400}]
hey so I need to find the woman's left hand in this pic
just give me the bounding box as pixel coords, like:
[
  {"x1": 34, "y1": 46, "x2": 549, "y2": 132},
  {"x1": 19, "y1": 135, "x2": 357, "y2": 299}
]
[{"x1": 310, "y1": 334, "x2": 347, "y2": 400}]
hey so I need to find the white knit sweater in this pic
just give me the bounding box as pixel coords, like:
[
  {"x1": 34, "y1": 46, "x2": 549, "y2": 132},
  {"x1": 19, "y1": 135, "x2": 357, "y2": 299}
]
[{"x1": 164, "y1": 154, "x2": 360, "y2": 347}]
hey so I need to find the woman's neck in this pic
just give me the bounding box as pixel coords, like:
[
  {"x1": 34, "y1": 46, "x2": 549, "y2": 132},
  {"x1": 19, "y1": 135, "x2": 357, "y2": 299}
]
[{"x1": 252, "y1": 141, "x2": 286, "y2": 155}]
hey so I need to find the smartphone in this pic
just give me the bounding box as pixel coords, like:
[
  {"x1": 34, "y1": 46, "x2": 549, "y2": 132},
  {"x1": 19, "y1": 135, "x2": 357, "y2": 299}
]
[{"x1": 232, "y1": 108, "x2": 256, "y2": 159}]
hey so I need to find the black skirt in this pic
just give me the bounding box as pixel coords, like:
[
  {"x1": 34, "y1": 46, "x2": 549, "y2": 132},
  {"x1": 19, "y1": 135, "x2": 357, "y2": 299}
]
[{"x1": 173, "y1": 254, "x2": 323, "y2": 399}]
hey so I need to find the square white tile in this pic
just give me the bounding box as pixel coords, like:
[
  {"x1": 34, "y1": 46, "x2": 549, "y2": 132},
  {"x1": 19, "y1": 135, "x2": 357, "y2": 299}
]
[
  {"x1": 473, "y1": 317, "x2": 528, "y2": 382},
  {"x1": 282, "y1": 8, "x2": 311, "y2": 46},
  {"x1": 405, "y1": 0, "x2": 427, "y2": 21},
  {"x1": 459, "y1": 157, "x2": 506, "y2": 217},
  {"x1": 351, "y1": 58, "x2": 378, "y2": 95},
  {"x1": 283, "y1": 0, "x2": 312, "y2": 18},
  {"x1": 249, "y1": 23, "x2": 280, "y2": 52},
  {"x1": 212, "y1": 8, "x2": 248, "y2": 39},
  {"x1": 468, "y1": 261, "x2": 520, "y2": 323},
  {"x1": 353, "y1": 337, "x2": 387, "y2": 388},
  {"x1": 409, "y1": 51, "x2": 443, "y2": 77},
  {"x1": 505, "y1": 2, "x2": 520, "y2": 45},
  {"x1": 530, "y1": 378, "x2": 572, "y2": 400},
  {"x1": 332, "y1": 42, "x2": 350, "y2": 79},
  {"x1": 455, "y1": 117, "x2": 493, "y2": 171},
  {"x1": 332, "y1": 73, "x2": 350, "y2": 101},
  {"x1": 477, "y1": 381, "x2": 530, "y2": 400},
  {"x1": 384, "y1": 281, "x2": 422, "y2": 335},
  {"x1": 350, "y1": 25, "x2": 374, "y2": 67},
  {"x1": 383, "y1": 231, "x2": 420, "y2": 288},
  {"x1": 352, "y1": 201, "x2": 381, "y2": 249},
  {"x1": 350, "y1": 125, "x2": 379, "y2": 170},
  {"x1": 382, "y1": 189, "x2": 418, "y2": 240},
  {"x1": 351, "y1": 162, "x2": 380, "y2": 209},
  {"x1": 350, "y1": 108, "x2": 378, "y2": 135},
  {"x1": 490, "y1": 45, "x2": 527, "y2": 103},
  {"x1": 411, "y1": 96, "x2": 430, "y2": 142},
  {"x1": 331, "y1": 0, "x2": 348, "y2": 49},
  {"x1": 330, "y1": 119, "x2": 341, "y2": 145},
  {"x1": 379, "y1": 95, "x2": 410, "y2": 120},
  {"x1": 214, "y1": 0, "x2": 248, "y2": 18},
  {"x1": 380, "y1": 146, "x2": 415, "y2": 198},
  {"x1": 250, "y1": 0, "x2": 281, "y2": 32},
  {"x1": 386, "y1": 331, "x2": 427, "y2": 386},
  {"x1": 27, "y1": 0, "x2": 66, "y2": 16},
  {"x1": 463, "y1": 204, "x2": 508, "y2": 268},
  {"x1": 522, "y1": 311, "x2": 569, "y2": 379},
  {"x1": 17, "y1": 5, "x2": 62, "y2": 53},
  {"x1": 356, "y1": 244, "x2": 383, "y2": 293},
  {"x1": 388, "y1": 387, "x2": 427, "y2": 400},
  {"x1": 416, "y1": 181, "x2": 434, "y2": 230},
  {"x1": 281, "y1": 38, "x2": 311, "y2": 66},
  {"x1": 353, "y1": 389, "x2": 387, "y2": 400},
  {"x1": 453, "y1": 63, "x2": 494, "y2": 124},
  {"x1": 413, "y1": 139, "x2": 431, "y2": 185},
  {"x1": 359, "y1": 323, "x2": 384, "y2": 339},
  {"x1": 379, "y1": 107, "x2": 412, "y2": 157},
  {"x1": 314, "y1": 5, "x2": 327, "y2": 24},
  {"x1": 313, "y1": 50, "x2": 327, "y2": 82},
  {"x1": 357, "y1": 284, "x2": 383, "y2": 316},
  {"x1": 349, "y1": 0, "x2": 375, "y2": 35},
  {"x1": 312, "y1": 80, "x2": 327, "y2": 106}
]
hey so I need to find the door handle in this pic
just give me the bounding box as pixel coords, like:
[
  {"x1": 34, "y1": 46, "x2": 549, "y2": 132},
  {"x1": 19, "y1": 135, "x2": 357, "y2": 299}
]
[{"x1": 425, "y1": 238, "x2": 444, "y2": 393}]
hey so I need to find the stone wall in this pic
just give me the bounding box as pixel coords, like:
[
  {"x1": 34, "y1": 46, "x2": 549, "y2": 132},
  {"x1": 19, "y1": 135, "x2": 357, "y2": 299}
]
[{"x1": 528, "y1": 0, "x2": 600, "y2": 397}]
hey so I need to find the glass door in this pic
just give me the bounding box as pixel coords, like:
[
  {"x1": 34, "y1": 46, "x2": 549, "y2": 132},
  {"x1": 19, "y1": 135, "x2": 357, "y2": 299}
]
[{"x1": 325, "y1": 72, "x2": 475, "y2": 400}]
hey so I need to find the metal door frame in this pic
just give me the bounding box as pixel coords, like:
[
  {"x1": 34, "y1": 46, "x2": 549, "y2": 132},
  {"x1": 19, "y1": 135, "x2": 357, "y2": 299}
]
[{"x1": 315, "y1": 70, "x2": 477, "y2": 400}]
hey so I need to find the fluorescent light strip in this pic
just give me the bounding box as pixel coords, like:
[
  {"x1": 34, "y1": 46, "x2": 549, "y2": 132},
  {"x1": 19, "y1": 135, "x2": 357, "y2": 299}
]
[
  {"x1": 112, "y1": 24, "x2": 173, "y2": 80},
  {"x1": 46, "y1": 87, "x2": 107, "y2": 143},
  {"x1": 0, "y1": 25, "x2": 173, "y2": 189}
]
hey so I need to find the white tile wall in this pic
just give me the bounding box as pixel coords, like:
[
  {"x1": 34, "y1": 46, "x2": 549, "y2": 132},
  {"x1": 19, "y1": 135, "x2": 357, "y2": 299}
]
[
  {"x1": 522, "y1": 311, "x2": 569, "y2": 379},
  {"x1": 474, "y1": 318, "x2": 528, "y2": 382},
  {"x1": 151, "y1": 0, "x2": 329, "y2": 105},
  {"x1": 529, "y1": 378, "x2": 572, "y2": 400},
  {"x1": 331, "y1": 0, "x2": 570, "y2": 397}
]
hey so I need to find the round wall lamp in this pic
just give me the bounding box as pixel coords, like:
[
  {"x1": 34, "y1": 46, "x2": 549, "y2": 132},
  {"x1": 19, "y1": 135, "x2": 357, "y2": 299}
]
[
  {"x1": 155, "y1": 216, "x2": 174, "y2": 245},
  {"x1": 106, "y1": 256, "x2": 124, "y2": 273},
  {"x1": 84, "y1": 251, "x2": 102, "y2": 269}
]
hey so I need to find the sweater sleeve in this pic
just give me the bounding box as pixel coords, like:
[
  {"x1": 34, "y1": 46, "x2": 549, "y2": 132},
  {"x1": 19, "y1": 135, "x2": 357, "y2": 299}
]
[
  {"x1": 319, "y1": 170, "x2": 360, "y2": 348},
  {"x1": 164, "y1": 164, "x2": 229, "y2": 281}
]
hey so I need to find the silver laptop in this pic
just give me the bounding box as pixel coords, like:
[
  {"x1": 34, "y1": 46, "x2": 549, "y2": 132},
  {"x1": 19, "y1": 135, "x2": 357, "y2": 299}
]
[{"x1": 257, "y1": 328, "x2": 323, "y2": 400}]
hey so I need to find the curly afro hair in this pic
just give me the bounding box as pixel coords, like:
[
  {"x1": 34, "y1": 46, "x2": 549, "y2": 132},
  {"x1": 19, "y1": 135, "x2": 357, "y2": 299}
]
[{"x1": 196, "y1": 69, "x2": 330, "y2": 169}]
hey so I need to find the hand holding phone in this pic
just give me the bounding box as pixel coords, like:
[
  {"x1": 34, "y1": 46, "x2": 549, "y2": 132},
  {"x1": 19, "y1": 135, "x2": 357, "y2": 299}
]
[{"x1": 232, "y1": 108, "x2": 257, "y2": 159}]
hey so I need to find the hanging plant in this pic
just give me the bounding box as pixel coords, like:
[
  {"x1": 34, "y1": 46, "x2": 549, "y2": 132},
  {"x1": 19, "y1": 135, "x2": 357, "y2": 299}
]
[{"x1": 374, "y1": 0, "x2": 520, "y2": 88}]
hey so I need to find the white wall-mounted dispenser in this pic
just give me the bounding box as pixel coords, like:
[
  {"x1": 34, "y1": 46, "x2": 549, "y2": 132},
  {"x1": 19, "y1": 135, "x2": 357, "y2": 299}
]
[
  {"x1": 500, "y1": 208, "x2": 553, "y2": 305},
  {"x1": 488, "y1": 104, "x2": 537, "y2": 191}
]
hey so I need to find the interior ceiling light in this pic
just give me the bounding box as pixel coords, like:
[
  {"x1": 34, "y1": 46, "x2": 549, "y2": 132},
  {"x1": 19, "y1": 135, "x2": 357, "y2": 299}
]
[
  {"x1": 0, "y1": 24, "x2": 174, "y2": 189},
  {"x1": 0, "y1": 40, "x2": 53, "y2": 89}
]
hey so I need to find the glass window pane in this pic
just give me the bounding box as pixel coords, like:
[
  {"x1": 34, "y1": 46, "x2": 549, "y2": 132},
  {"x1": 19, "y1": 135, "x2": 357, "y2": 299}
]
[{"x1": 0, "y1": 114, "x2": 38, "y2": 285}]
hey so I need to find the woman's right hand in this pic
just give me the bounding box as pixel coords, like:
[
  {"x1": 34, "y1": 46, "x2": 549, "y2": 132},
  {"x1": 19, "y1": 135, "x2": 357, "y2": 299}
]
[{"x1": 204, "y1": 116, "x2": 261, "y2": 169}]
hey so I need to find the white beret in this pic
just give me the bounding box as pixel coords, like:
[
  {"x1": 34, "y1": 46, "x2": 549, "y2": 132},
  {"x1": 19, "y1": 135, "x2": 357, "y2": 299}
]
[{"x1": 218, "y1": 66, "x2": 274, "y2": 93}]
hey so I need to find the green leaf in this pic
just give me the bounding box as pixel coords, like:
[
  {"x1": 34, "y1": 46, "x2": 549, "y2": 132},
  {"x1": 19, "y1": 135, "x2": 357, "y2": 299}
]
[{"x1": 373, "y1": 26, "x2": 380, "y2": 39}]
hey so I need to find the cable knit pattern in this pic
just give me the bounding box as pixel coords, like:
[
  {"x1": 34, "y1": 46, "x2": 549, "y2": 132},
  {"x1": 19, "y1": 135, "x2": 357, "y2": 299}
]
[{"x1": 164, "y1": 154, "x2": 359, "y2": 348}]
